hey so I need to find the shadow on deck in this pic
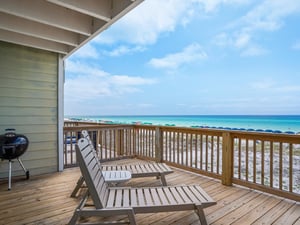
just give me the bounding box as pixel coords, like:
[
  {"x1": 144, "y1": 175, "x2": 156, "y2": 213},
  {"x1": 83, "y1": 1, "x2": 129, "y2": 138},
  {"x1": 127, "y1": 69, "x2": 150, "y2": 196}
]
[{"x1": 0, "y1": 158, "x2": 299, "y2": 225}]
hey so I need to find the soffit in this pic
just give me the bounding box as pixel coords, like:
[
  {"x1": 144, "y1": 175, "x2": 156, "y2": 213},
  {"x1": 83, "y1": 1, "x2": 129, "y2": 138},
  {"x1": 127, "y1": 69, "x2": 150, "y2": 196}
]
[{"x1": 0, "y1": 0, "x2": 143, "y2": 58}]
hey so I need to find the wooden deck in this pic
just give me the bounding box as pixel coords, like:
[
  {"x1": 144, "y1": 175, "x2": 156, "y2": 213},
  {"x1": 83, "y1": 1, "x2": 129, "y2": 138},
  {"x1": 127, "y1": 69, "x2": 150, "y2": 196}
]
[{"x1": 0, "y1": 159, "x2": 299, "y2": 225}]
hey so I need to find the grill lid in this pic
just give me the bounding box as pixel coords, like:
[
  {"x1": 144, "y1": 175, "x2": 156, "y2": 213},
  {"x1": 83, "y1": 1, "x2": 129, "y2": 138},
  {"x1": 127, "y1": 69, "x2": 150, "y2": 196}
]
[{"x1": 0, "y1": 129, "x2": 29, "y2": 160}]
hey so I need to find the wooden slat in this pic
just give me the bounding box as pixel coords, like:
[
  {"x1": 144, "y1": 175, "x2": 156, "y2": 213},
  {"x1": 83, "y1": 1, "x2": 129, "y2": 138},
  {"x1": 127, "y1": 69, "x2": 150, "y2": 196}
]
[
  {"x1": 175, "y1": 186, "x2": 192, "y2": 204},
  {"x1": 168, "y1": 186, "x2": 183, "y2": 204},
  {"x1": 156, "y1": 188, "x2": 169, "y2": 205},
  {"x1": 137, "y1": 188, "x2": 145, "y2": 206},
  {"x1": 272, "y1": 203, "x2": 300, "y2": 225},
  {"x1": 163, "y1": 187, "x2": 177, "y2": 205},
  {"x1": 213, "y1": 194, "x2": 269, "y2": 224},
  {"x1": 123, "y1": 189, "x2": 130, "y2": 207},
  {"x1": 115, "y1": 189, "x2": 123, "y2": 207},
  {"x1": 130, "y1": 189, "x2": 138, "y2": 206},
  {"x1": 106, "y1": 189, "x2": 116, "y2": 208},
  {"x1": 231, "y1": 195, "x2": 282, "y2": 224},
  {"x1": 251, "y1": 200, "x2": 293, "y2": 225},
  {"x1": 181, "y1": 186, "x2": 199, "y2": 203},
  {"x1": 143, "y1": 188, "x2": 153, "y2": 206},
  {"x1": 149, "y1": 188, "x2": 161, "y2": 205}
]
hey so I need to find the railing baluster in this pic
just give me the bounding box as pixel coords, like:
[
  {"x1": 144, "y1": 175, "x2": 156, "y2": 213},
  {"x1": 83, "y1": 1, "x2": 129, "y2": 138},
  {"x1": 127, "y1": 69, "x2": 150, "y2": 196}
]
[
  {"x1": 270, "y1": 141, "x2": 273, "y2": 188},
  {"x1": 238, "y1": 138, "x2": 241, "y2": 179},
  {"x1": 205, "y1": 135, "x2": 208, "y2": 171},
  {"x1": 104, "y1": 130, "x2": 108, "y2": 160},
  {"x1": 261, "y1": 141, "x2": 265, "y2": 185},
  {"x1": 195, "y1": 134, "x2": 198, "y2": 169},
  {"x1": 246, "y1": 139, "x2": 249, "y2": 181},
  {"x1": 182, "y1": 132, "x2": 184, "y2": 165},
  {"x1": 279, "y1": 142, "x2": 283, "y2": 190},
  {"x1": 200, "y1": 134, "x2": 203, "y2": 170},
  {"x1": 217, "y1": 136, "x2": 220, "y2": 174},
  {"x1": 211, "y1": 135, "x2": 214, "y2": 173},
  {"x1": 189, "y1": 133, "x2": 191, "y2": 166},
  {"x1": 253, "y1": 139, "x2": 257, "y2": 183},
  {"x1": 289, "y1": 143, "x2": 293, "y2": 192}
]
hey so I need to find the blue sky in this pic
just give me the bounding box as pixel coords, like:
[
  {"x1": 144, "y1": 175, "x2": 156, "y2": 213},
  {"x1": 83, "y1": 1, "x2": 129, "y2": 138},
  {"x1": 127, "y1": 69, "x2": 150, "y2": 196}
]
[{"x1": 65, "y1": 0, "x2": 300, "y2": 116}]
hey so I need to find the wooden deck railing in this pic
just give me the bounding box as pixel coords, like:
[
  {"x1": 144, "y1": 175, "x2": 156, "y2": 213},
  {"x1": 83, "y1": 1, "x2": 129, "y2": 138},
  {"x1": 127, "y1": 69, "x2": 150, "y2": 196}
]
[
  {"x1": 231, "y1": 131, "x2": 300, "y2": 201},
  {"x1": 63, "y1": 121, "x2": 300, "y2": 201}
]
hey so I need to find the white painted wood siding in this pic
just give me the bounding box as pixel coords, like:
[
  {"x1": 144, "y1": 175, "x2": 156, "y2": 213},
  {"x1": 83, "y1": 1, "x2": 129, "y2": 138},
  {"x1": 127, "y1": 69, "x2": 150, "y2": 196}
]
[{"x1": 0, "y1": 41, "x2": 58, "y2": 178}]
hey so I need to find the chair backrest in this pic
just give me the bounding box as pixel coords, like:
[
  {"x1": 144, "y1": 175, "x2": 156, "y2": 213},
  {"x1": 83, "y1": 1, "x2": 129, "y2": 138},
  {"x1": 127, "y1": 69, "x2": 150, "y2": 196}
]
[
  {"x1": 81, "y1": 130, "x2": 96, "y2": 149},
  {"x1": 76, "y1": 137, "x2": 109, "y2": 209},
  {"x1": 81, "y1": 130, "x2": 101, "y2": 163}
]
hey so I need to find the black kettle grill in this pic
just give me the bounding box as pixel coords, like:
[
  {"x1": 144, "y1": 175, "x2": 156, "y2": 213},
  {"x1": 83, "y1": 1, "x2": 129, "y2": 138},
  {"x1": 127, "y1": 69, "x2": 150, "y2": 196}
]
[{"x1": 0, "y1": 128, "x2": 30, "y2": 190}]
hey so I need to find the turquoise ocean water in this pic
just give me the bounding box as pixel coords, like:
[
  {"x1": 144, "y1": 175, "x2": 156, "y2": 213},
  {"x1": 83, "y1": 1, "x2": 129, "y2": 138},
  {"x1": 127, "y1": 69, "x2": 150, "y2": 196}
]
[{"x1": 66, "y1": 115, "x2": 300, "y2": 134}]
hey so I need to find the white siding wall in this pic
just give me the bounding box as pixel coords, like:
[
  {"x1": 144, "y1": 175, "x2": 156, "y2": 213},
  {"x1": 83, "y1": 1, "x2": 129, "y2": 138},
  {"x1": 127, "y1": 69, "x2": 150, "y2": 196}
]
[{"x1": 0, "y1": 41, "x2": 59, "y2": 177}]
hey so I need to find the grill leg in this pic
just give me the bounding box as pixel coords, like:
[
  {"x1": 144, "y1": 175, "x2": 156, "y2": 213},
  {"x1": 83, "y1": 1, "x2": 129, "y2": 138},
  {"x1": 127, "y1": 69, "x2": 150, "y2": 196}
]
[
  {"x1": 17, "y1": 158, "x2": 29, "y2": 179},
  {"x1": 8, "y1": 160, "x2": 12, "y2": 190}
]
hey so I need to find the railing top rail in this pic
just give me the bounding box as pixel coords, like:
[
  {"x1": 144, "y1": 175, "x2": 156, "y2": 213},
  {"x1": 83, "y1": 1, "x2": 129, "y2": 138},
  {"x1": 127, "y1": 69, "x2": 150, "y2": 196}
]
[
  {"x1": 64, "y1": 121, "x2": 300, "y2": 141},
  {"x1": 63, "y1": 124, "x2": 135, "y2": 131},
  {"x1": 230, "y1": 131, "x2": 300, "y2": 143}
]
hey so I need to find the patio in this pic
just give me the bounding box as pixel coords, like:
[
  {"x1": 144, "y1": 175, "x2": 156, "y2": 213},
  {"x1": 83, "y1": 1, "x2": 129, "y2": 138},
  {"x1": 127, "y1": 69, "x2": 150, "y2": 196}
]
[{"x1": 0, "y1": 158, "x2": 299, "y2": 225}]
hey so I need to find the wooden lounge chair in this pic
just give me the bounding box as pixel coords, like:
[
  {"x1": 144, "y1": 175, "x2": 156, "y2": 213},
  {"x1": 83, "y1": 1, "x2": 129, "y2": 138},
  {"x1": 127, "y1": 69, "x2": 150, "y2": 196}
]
[
  {"x1": 70, "y1": 130, "x2": 174, "y2": 197},
  {"x1": 68, "y1": 137, "x2": 216, "y2": 225}
]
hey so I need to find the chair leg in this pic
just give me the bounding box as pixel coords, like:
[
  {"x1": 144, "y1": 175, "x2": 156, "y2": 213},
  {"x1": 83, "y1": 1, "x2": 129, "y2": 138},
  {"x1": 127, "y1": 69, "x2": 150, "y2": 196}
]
[
  {"x1": 195, "y1": 204, "x2": 208, "y2": 225},
  {"x1": 160, "y1": 174, "x2": 167, "y2": 186},
  {"x1": 69, "y1": 191, "x2": 90, "y2": 225},
  {"x1": 68, "y1": 210, "x2": 80, "y2": 225},
  {"x1": 127, "y1": 209, "x2": 137, "y2": 225},
  {"x1": 71, "y1": 176, "x2": 85, "y2": 197}
]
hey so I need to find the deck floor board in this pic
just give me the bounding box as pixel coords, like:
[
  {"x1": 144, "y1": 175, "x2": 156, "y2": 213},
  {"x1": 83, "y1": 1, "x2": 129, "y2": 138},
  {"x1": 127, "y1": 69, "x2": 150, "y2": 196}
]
[{"x1": 0, "y1": 158, "x2": 299, "y2": 225}]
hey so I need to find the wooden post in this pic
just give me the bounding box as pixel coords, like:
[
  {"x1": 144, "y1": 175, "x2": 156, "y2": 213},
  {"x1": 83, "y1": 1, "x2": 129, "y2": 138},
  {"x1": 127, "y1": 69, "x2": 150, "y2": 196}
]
[
  {"x1": 155, "y1": 127, "x2": 163, "y2": 162},
  {"x1": 222, "y1": 132, "x2": 233, "y2": 186}
]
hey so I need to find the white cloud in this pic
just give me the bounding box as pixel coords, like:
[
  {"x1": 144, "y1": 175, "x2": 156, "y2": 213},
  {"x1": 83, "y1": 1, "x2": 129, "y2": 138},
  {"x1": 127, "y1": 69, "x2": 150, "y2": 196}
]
[
  {"x1": 196, "y1": 0, "x2": 250, "y2": 13},
  {"x1": 93, "y1": 0, "x2": 199, "y2": 45},
  {"x1": 235, "y1": 33, "x2": 251, "y2": 48},
  {"x1": 104, "y1": 45, "x2": 146, "y2": 57},
  {"x1": 213, "y1": 0, "x2": 300, "y2": 56},
  {"x1": 65, "y1": 59, "x2": 156, "y2": 101},
  {"x1": 238, "y1": 0, "x2": 300, "y2": 32},
  {"x1": 241, "y1": 45, "x2": 268, "y2": 56},
  {"x1": 148, "y1": 43, "x2": 207, "y2": 70},
  {"x1": 110, "y1": 75, "x2": 155, "y2": 86},
  {"x1": 71, "y1": 43, "x2": 99, "y2": 59},
  {"x1": 65, "y1": 73, "x2": 155, "y2": 101},
  {"x1": 65, "y1": 60, "x2": 108, "y2": 77},
  {"x1": 93, "y1": 0, "x2": 253, "y2": 46}
]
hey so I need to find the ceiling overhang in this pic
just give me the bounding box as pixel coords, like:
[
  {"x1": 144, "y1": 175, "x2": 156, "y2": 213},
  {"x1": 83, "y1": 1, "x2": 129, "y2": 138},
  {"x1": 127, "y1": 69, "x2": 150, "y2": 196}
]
[{"x1": 0, "y1": 0, "x2": 143, "y2": 58}]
